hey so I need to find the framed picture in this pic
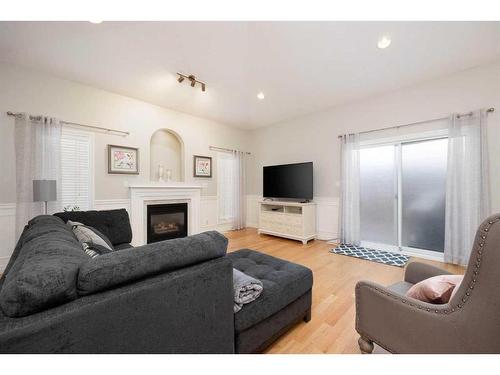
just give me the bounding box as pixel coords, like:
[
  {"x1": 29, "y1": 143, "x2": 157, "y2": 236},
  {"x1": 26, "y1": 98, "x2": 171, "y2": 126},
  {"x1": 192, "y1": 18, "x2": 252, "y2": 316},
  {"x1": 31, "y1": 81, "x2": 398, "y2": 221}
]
[
  {"x1": 108, "y1": 145, "x2": 139, "y2": 174},
  {"x1": 193, "y1": 155, "x2": 212, "y2": 178}
]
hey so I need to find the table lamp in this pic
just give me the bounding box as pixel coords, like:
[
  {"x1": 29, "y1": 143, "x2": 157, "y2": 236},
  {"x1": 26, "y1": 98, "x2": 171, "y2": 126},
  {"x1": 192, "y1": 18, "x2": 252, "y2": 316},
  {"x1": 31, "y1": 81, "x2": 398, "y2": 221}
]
[{"x1": 33, "y1": 180, "x2": 57, "y2": 215}]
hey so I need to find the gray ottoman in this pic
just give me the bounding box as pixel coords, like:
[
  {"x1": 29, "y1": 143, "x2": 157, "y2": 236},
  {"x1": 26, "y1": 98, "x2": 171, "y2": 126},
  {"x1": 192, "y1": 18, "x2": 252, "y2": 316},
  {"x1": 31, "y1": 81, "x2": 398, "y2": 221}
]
[{"x1": 227, "y1": 249, "x2": 313, "y2": 353}]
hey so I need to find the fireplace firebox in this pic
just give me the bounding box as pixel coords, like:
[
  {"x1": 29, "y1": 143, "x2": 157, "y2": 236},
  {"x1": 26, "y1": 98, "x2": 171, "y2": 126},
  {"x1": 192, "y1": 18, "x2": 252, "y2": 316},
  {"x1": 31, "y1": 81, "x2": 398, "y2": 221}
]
[{"x1": 147, "y1": 203, "x2": 188, "y2": 244}]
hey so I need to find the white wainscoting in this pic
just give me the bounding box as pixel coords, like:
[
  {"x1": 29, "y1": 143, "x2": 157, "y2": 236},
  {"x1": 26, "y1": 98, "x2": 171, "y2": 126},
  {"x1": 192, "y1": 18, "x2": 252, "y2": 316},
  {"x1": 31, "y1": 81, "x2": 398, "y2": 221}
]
[
  {"x1": 246, "y1": 195, "x2": 260, "y2": 228},
  {"x1": 245, "y1": 195, "x2": 339, "y2": 241},
  {"x1": 314, "y1": 197, "x2": 340, "y2": 241},
  {"x1": 200, "y1": 196, "x2": 218, "y2": 231},
  {"x1": 0, "y1": 203, "x2": 16, "y2": 272}
]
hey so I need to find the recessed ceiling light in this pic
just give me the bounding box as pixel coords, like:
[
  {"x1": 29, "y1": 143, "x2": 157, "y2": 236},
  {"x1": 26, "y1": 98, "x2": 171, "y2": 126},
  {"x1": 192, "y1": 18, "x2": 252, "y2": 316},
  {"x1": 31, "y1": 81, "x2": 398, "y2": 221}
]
[
  {"x1": 257, "y1": 92, "x2": 265, "y2": 100},
  {"x1": 89, "y1": 20, "x2": 103, "y2": 24},
  {"x1": 377, "y1": 35, "x2": 391, "y2": 49}
]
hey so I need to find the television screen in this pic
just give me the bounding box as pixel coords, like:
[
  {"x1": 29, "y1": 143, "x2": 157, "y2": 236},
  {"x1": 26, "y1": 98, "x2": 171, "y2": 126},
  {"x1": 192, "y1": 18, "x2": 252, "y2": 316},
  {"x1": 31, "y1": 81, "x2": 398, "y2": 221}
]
[{"x1": 263, "y1": 162, "x2": 313, "y2": 200}]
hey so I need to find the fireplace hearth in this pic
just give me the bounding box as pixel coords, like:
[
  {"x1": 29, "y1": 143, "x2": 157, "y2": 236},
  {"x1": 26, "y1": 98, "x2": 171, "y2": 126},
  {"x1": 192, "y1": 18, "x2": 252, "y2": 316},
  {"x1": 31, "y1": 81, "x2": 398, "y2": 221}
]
[{"x1": 147, "y1": 203, "x2": 188, "y2": 243}]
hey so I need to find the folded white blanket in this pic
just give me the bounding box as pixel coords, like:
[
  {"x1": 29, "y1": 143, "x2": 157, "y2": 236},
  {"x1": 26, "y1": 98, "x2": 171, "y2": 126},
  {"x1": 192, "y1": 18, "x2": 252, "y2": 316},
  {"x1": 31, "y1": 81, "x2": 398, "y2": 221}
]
[{"x1": 233, "y1": 268, "x2": 263, "y2": 313}]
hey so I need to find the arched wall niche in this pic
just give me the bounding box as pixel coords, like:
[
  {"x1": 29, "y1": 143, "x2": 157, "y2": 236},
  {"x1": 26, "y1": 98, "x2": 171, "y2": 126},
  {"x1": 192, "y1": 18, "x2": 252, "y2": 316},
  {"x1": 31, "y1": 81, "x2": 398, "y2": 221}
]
[{"x1": 150, "y1": 129, "x2": 184, "y2": 182}]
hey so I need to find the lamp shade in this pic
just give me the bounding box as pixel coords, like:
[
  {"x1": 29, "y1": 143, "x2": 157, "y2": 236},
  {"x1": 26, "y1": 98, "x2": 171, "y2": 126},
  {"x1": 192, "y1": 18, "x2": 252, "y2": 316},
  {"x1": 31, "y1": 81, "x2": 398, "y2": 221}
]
[{"x1": 33, "y1": 180, "x2": 57, "y2": 202}]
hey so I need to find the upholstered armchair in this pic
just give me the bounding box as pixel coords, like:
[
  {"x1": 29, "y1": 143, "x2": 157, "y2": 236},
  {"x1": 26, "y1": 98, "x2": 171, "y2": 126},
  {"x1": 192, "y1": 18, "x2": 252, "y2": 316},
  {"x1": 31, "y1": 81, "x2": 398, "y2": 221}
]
[{"x1": 355, "y1": 214, "x2": 500, "y2": 354}]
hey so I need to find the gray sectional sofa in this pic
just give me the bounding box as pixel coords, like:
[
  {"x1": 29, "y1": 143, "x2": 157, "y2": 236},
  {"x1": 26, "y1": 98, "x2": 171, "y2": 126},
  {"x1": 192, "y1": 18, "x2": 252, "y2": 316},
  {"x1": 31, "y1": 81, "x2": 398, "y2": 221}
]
[{"x1": 0, "y1": 209, "x2": 313, "y2": 353}]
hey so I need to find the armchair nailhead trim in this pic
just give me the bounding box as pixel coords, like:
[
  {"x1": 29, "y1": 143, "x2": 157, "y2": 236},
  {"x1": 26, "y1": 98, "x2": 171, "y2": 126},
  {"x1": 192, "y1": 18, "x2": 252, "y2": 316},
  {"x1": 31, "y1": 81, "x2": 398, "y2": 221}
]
[{"x1": 447, "y1": 216, "x2": 500, "y2": 313}]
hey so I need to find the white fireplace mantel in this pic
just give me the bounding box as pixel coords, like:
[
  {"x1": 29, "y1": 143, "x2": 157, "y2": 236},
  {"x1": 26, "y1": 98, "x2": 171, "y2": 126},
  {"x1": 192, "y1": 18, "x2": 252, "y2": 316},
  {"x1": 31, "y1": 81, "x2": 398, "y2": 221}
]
[{"x1": 129, "y1": 183, "x2": 202, "y2": 246}]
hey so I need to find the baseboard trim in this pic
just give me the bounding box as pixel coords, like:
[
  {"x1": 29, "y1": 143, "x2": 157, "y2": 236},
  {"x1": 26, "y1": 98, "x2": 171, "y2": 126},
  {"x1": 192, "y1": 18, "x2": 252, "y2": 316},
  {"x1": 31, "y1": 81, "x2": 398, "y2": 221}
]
[{"x1": 316, "y1": 231, "x2": 338, "y2": 241}]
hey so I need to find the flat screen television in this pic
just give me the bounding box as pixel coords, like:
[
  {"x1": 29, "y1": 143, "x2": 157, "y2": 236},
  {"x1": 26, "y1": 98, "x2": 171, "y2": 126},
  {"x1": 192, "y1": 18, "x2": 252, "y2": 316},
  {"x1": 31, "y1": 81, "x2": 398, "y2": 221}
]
[{"x1": 263, "y1": 162, "x2": 313, "y2": 201}]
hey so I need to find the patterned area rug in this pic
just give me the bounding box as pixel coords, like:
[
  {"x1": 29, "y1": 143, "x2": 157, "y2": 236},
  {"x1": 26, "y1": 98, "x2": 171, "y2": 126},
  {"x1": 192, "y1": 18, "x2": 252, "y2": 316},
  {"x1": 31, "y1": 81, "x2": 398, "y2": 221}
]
[{"x1": 330, "y1": 244, "x2": 409, "y2": 267}]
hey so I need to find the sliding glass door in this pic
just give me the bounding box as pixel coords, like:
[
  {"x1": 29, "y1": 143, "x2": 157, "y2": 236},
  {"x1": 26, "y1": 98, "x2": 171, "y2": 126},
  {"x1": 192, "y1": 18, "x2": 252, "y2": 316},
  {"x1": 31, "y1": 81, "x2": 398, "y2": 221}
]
[
  {"x1": 359, "y1": 135, "x2": 448, "y2": 258},
  {"x1": 359, "y1": 145, "x2": 398, "y2": 249},
  {"x1": 401, "y1": 139, "x2": 448, "y2": 253}
]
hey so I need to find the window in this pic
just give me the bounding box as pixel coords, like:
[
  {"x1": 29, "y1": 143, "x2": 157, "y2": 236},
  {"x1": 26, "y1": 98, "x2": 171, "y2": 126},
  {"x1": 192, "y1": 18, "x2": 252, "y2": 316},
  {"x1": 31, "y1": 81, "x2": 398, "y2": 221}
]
[
  {"x1": 359, "y1": 130, "x2": 448, "y2": 259},
  {"x1": 217, "y1": 152, "x2": 236, "y2": 223},
  {"x1": 60, "y1": 127, "x2": 94, "y2": 211}
]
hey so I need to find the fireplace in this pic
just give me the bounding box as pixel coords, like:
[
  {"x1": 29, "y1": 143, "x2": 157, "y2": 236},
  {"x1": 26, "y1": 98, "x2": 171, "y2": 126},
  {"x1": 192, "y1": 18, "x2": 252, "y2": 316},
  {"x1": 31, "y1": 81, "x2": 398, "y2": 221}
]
[{"x1": 147, "y1": 203, "x2": 188, "y2": 244}]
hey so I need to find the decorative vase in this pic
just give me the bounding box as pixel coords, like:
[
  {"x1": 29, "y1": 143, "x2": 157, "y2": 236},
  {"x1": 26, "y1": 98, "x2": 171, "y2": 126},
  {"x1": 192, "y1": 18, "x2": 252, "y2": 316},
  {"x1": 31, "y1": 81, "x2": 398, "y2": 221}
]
[
  {"x1": 166, "y1": 169, "x2": 172, "y2": 182},
  {"x1": 158, "y1": 164, "x2": 165, "y2": 182}
]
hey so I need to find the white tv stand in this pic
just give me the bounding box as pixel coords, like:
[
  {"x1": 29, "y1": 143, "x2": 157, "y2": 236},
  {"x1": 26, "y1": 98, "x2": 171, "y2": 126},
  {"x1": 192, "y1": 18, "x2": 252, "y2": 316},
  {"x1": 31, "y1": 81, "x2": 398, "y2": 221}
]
[{"x1": 258, "y1": 200, "x2": 316, "y2": 244}]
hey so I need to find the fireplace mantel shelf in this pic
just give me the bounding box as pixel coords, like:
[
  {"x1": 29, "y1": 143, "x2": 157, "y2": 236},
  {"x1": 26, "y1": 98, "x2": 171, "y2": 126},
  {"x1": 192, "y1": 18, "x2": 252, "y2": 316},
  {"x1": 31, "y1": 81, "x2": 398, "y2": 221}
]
[{"x1": 129, "y1": 183, "x2": 202, "y2": 189}]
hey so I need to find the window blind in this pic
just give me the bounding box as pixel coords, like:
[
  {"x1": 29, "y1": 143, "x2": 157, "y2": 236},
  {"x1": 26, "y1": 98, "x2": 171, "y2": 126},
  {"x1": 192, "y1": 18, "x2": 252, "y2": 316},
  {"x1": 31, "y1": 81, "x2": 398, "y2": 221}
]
[{"x1": 61, "y1": 128, "x2": 93, "y2": 211}]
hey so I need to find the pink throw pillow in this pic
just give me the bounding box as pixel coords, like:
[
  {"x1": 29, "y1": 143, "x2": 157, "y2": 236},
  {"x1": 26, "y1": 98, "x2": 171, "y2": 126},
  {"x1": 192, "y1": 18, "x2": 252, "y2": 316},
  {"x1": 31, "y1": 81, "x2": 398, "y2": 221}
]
[{"x1": 406, "y1": 275, "x2": 464, "y2": 304}]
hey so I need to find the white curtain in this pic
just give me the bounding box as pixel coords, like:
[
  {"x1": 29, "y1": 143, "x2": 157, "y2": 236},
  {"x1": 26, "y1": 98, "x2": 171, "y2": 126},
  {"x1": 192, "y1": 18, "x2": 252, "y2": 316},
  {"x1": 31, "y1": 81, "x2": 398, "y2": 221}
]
[
  {"x1": 15, "y1": 113, "x2": 62, "y2": 238},
  {"x1": 444, "y1": 109, "x2": 490, "y2": 265},
  {"x1": 232, "y1": 151, "x2": 246, "y2": 230},
  {"x1": 339, "y1": 133, "x2": 361, "y2": 245},
  {"x1": 217, "y1": 150, "x2": 246, "y2": 230}
]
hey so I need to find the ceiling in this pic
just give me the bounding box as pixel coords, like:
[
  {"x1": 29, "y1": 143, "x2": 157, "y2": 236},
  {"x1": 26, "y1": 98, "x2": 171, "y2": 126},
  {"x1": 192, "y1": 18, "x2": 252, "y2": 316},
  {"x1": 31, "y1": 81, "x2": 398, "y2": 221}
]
[{"x1": 0, "y1": 21, "x2": 499, "y2": 129}]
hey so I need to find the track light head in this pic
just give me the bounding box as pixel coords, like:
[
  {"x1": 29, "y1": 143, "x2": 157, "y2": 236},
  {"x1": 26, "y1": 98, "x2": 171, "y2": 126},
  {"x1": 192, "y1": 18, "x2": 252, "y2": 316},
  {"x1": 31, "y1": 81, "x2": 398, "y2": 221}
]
[
  {"x1": 188, "y1": 75, "x2": 196, "y2": 87},
  {"x1": 177, "y1": 73, "x2": 206, "y2": 92}
]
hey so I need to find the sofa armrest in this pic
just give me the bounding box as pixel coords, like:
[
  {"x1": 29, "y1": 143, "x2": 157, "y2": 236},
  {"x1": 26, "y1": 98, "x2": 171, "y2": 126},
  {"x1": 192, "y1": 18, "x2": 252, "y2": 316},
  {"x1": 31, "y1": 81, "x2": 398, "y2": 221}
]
[
  {"x1": 404, "y1": 262, "x2": 452, "y2": 284},
  {"x1": 0, "y1": 257, "x2": 234, "y2": 353},
  {"x1": 355, "y1": 280, "x2": 457, "y2": 353}
]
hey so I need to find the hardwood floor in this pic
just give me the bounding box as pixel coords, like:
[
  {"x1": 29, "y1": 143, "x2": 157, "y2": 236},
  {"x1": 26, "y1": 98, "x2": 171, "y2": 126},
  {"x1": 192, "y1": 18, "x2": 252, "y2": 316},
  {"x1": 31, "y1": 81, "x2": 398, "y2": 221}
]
[{"x1": 226, "y1": 228, "x2": 464, "y2": 354}]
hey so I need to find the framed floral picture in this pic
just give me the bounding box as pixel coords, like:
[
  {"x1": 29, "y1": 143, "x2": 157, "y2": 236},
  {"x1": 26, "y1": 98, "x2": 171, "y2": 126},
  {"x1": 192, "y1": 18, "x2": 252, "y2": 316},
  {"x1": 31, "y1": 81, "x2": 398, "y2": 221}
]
[
  {"x1": 193, "y1": 155, "x2": 212, "y2": 178},
  {"x1": 108, "y1": 145, "x2": 139, "y2": 174}
]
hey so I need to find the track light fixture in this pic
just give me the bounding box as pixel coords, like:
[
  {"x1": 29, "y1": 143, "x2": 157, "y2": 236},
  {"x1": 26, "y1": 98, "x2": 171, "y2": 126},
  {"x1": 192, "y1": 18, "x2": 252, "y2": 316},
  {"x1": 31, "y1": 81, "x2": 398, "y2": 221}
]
[{"x1": 176, "y1": 72, "x2": 206, "y2": 92}]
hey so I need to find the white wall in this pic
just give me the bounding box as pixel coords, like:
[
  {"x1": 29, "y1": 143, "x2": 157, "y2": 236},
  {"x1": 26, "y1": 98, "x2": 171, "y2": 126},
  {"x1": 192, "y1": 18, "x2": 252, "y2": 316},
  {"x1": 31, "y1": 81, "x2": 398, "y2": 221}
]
[
  {"x1": 247, "y1": 63, "x2": 500, "y2": 236},
  {"x1": 0, "y1": 63, "x2": 250, "y2": 269}
]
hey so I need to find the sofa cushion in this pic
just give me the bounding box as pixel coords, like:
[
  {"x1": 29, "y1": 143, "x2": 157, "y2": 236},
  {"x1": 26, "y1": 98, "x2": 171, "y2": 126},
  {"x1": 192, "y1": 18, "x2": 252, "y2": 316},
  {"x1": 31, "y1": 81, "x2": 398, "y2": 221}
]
[
  {"x1": 77, "y1": 231, "x2": 228, "y2": 295},
  {"x1": 22, "y1": 216, "x2": 74, "y2": 245},
  {"x1": 0, "y1": 216, "x2": 73, "y2": 286},
  {"x1": 54, "y1": 209, "x2": 132, "y2": 246},
  {"x1": 0, "y1": 217, "x2": 89, "y2": 317},
  {"x1": 227, "y1": 249, "x2": 313, "y2": 332},
  {"x1": 388, "y1": 281, "x2": 414, "y2": 295},
  {"x1": 28, "y1": 215, "x2": 66, "y2": 227}
]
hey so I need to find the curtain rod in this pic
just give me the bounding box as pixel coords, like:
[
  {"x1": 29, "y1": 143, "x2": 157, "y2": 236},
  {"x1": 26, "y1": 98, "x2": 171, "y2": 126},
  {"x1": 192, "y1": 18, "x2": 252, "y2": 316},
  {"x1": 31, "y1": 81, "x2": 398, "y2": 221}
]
[
  {"x1": 337, "y1": 107, "x2": 495, "y2": 139},
  {"x1": 6, "y1": 111, "x2": 130, "y2": 136},
  {"x1": 209, "y1": 145, "x2": 251, "y2": 155}
]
